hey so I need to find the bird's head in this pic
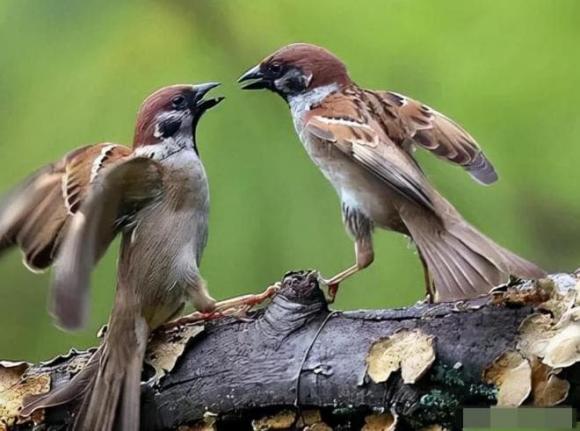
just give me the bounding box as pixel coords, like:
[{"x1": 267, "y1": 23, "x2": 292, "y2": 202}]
[
  {"x1": 238, "y1": 43, "x2": 351, "y2": 100},
  {"x1": 133, "y1": 83, "x2": 224, "y2": 149}
]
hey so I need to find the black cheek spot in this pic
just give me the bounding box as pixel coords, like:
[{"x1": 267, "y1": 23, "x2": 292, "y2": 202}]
[
  {"x1": 287, "y1": 78, "x2": 305, "y2": 93},
  {"x1": 159, "y1": 118, "x2": 181, "y2": 138},
  {"x1": 279, "y1": 67, "x2": 309, "y2": 96}
]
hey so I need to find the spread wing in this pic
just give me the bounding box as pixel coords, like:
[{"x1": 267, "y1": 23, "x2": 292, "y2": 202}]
[
  {"x1": 365, "y1": 90, "x2": 497, "y2": 185},
  {"x1": 304, "y1": 113, "x2": 435, "y2": 212},
  {"x1": 0, "y1": 143, "x2": 131, "y2": 271},
  {"x1": 51, "y1": 156, "x2": 164, "y2": 330}
]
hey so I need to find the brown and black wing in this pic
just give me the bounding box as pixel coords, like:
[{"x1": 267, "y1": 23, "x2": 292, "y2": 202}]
[
  {"x1": 365, "y1": 90, "x2": 497, "y2": 185},
  {"x1": 0, "y1": 143, "x2": 130, "y2": 271},
  {"x1": 304, "y1": 111, "x2": 435, "y2": 213},
  {"x1": 51, "y1": 156, "x2": 164, "y2": 330}
]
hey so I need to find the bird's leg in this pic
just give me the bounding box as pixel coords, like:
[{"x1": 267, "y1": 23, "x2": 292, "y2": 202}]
[
  {"x1": 417, "y1": 248, "x2": 435, "y2": 303},
  {"x1": 186, "y1": 274, "x2": 217, "y2": 314},
  {"x1": 321, "y1": 236, "x2": 374, "y2": 302},
  {"x1": 212, "y1": 283, "x2": 281, "y2": 313},
  {"x1": 162, "y1": 283, "x2": 281, "y2": 330},
  {"x1": 321, "y1": 265, "x2": 359, "y2": 301}
]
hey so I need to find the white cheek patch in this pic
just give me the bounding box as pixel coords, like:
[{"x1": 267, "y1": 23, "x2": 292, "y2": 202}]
[{"x1": 153, "y1": 123, "x2": 162, "y2": 138}]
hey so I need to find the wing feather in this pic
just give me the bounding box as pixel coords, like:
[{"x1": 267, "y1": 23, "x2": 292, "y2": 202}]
[
  {"x1": 368, "y1": 90, "x2": 498, "y2": 185},
  {"x1": 51, "y1": 156, "x2": 164, "y2": 330},
  {"x1": 305, "y1": 114, "x2": 435, "y2": 212},
  {"x1": 0, "y1": 144, "x2": 130, "y2": 271}
]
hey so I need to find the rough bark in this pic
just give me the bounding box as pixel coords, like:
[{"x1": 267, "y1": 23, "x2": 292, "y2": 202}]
[{"x1": 4, "y1": 270, "x2": 580, "y2": 431}]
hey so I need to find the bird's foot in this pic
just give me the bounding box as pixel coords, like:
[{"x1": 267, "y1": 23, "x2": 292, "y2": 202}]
[
  {"x1": 160, "y1": 283, "x2": 281, "y2": 331},
  {"x1": 160, "y1": 310, "x2": 226, "y2": 332},
  {"x1": 213, "y1": 283, "x2": 281, "y2": 319},
  {"x1": 316, "y1": 273, "x2": 339, "y2": 304}
]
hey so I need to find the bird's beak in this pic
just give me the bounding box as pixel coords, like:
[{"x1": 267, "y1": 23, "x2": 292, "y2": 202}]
[
  {"x1": 238, "y1": 65, "x2": 268, "y2": 90},
  {"x1": 193, "y1": 82, "x2": 225, "y2": 112}
]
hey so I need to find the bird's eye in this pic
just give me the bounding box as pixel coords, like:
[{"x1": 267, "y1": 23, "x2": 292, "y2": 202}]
[
  {"x1": 269, "y1": 62, "x2": 283, "y2": 75},
  {"x1": 171, "y1": 95, "x2": 186, "y2": 109}
]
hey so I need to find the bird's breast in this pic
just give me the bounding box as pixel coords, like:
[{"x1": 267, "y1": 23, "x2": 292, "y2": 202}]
[
  {"x1": 120, "y1": 151, "x2": 209, "y2": 307},
  {"x1": 298, "y1": 131, "x2": 403, "y2": 230}
]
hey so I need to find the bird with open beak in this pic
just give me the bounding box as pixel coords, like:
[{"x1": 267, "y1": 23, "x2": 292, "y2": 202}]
[
  {"x1": 0, "y1": 83, "x2": 275, "y2": 430},
  {"x1": 239, "y1": 43, "x2": 546, "y2": 303}
]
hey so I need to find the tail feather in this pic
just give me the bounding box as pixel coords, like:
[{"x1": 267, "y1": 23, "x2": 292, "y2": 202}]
[
  {"x1": 120, "y1": 352, "x2": 146, "y2": 431},
  {"x1": 425, "y1": 239, "x2": 468, "y2": 298},
  {"x1": 453, "y1": 221, "x2": 546, "y2": 280},
  {"x1": 21, "y1": 315, "x2": 148, "y2": 431},
  {"x1": 411, "y1": 223, "x2": 499, "y2": 300},
  {"x1": 402, "y1": 211, "x2": 546, "y2": 302},
  {"x1": 76, "y1": 358, "x2": 124, "y2": 431},
  {"x1": 73, "y1": 316, "x2": 148, "y2": 431},
  {"x1": 450, "y1": 237, "x2": 497, "y2": 286},
  {"x1": 417, "y1": 239, "x2": 461, "y2": 299},
  {"x1": 21, "y1": 348, "x2": 101, "y2": 416}
]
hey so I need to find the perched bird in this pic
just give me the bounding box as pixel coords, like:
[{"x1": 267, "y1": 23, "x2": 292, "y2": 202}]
[
  {"x1": 239, "y1": 43, "x2": 546, "y2": 302},
  {"x1": 0, "y1": 84, "x2": 270, "y2": 430}
]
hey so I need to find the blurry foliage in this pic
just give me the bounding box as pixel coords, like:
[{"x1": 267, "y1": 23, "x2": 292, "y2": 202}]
[{"x1": 0, "y1": 0, "x2": 579, "y2": 360}]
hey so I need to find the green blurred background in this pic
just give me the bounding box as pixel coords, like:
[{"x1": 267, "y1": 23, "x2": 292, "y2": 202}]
[{"x1": 1, "y1": 0, "x2": 579, "y2": 361}]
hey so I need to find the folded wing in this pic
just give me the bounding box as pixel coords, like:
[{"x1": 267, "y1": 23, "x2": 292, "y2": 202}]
[{"x1": 304, "y1": 113, "x2": 435, "y2": 213}]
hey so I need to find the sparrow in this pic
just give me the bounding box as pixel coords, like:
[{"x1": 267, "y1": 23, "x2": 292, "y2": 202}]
[
  {"x1": 239, "y1": 43, "x2": 546, "y2": 303},
  {"x1": 0, "y1": 83, "x2": 272, "y2": 430}
]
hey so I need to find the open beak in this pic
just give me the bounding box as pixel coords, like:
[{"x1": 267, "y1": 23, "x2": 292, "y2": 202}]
[
  {"x1": 193, "y1": 82, "x2": 225, "y2": 112},
  {"x1": 238, "y1": 65, "x2": 268, "y2": 90}
]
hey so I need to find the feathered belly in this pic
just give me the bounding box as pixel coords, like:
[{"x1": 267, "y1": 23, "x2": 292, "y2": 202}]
[
  {"x1": 301, "y1": 134, "x2": 404, "y2": 231},
  {"x1": 119, "y1": 198, "x2": 207, "y2": 327}
]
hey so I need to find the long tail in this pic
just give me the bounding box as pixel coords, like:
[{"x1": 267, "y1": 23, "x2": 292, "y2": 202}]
[
  {"x1": 22, "y1": 312, "x2": 149, "y2": 431},
  {"x1": 401, "y1": 207, "x2": 546, "y2": 302}
]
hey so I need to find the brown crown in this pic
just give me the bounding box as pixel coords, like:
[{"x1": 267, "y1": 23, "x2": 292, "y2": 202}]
[
  {"x1": 264, "y1": 43, "x2": 351, "y2": 89},
  {"x1": 133, "y1": 85, "x2": 193, "y2": 148}
]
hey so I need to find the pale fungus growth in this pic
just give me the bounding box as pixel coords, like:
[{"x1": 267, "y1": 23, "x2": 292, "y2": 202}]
[
  {"x1": 251, "y1": 410, "x2": 296, "y2": 430},
  {"x1": 483, "y1": 351, "x2": 532, "y2": 407},
  {"x1": 145, "y1": 324, "x2": 205, "y2": 382},
  {"x1": 361, "y1": 411, "x2": 398, "y2": 431},
  {"x1": 366, "y1": 329, "x2": 436, "y2": 384},
  {"x1": 530, "y1": 357, "x2": 570, "y2": 407},
  {"x1": 542, "y1": 324, "x2": 580, "y2": 368},
  {"x1": 0, "y1": 361, "x2": 50, "y2": 427}
]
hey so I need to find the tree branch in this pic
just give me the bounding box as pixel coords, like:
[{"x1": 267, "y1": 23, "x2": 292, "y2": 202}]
[{"x1": 4, "y1": 271, "x2": 580, "y2": 430}]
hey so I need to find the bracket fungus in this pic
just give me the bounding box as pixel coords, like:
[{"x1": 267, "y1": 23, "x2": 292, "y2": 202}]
[
  {"x1": 145, "y1": 323, "x2": 205, "y2": 382},
  {"x1": 366, "y1": 329, "x2": 436, "y2": 384},
  {"x1": 483, "y1": 351, "x2": 532, "y2": 407},
  {"x1": 361, "y1": 411, "x2": 398, "y2": 431},
  {"x1": 0, "y1": 361, "x2": 49, "y2": 429}
]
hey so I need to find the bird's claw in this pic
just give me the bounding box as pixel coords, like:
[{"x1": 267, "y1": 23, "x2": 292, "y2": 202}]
[
  {"x1": 213, "y1": 283, "x2": 281, "y2": 321},
  {"x1": 160, "y1": 310, "x2": 223, "y2": 333},
  {"x1": 161, "y1": 283, "x2": 281, "y2": 332},
  {"x1": 222, "y1": 304, "x2": 255, "y2": 322},
  {"x1": 315, "y1": 272, "x2": 339, "y2": 304}
]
